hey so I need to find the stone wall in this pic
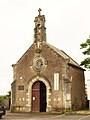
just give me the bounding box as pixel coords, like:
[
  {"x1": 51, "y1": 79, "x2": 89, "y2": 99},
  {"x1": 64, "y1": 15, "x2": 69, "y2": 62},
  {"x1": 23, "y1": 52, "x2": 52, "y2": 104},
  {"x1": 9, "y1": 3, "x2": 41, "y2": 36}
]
[
  {"x1": 0, "y1": 99, "x2": 10, "y2": 110},
  {"x1": 69, "y1": 64, "x2": 85, "y2": 110},
  {"x1": 11, "y1": 42, "x2": 85, "y2": 112}
]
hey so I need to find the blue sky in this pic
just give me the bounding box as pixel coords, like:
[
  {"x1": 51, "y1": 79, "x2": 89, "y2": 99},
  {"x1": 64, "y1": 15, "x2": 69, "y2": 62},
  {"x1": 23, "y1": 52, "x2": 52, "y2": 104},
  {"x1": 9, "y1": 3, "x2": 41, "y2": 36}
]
[{"x1": 0, "y1": 0, "x2": 90, "y2": 95}]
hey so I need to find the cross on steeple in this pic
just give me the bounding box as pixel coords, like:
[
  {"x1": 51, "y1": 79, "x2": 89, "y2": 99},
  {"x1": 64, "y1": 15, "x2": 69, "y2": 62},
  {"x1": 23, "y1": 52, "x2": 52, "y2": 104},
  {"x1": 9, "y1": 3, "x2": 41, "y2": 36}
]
[
  {"x1": 34, "y1": 8, "x2": 46, "y2": 45},
  {"x1": 38, "y1": 8, "x2": 42, "y2": 16}
]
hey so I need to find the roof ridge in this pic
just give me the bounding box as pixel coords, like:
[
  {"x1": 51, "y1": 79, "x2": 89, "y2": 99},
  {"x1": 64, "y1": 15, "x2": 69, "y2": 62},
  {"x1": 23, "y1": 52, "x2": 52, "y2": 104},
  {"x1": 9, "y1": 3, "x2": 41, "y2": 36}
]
[
  {"x1": 45, "y1": 42, "x2": 80, "y2": 67},
  {"x1": 61, "y1": 50, "x2": 80, "y2": 66}
]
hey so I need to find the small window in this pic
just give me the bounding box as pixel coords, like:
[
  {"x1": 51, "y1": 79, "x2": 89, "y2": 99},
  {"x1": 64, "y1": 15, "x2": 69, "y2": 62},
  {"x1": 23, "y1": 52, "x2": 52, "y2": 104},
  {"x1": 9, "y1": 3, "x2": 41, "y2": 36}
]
[
  {"x1": 54, "y1": 73, "x2": 59, "y2": 90},
  {"x1": 18, "y1": 85, "x2": 24, "y2": 90}
]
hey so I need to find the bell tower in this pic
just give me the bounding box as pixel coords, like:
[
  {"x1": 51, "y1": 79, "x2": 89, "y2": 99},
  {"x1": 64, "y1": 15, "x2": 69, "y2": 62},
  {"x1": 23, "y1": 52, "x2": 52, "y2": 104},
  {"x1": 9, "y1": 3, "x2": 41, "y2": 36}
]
[{"x1": 34, "y1": 8, "x2": 46, "y2": 52}]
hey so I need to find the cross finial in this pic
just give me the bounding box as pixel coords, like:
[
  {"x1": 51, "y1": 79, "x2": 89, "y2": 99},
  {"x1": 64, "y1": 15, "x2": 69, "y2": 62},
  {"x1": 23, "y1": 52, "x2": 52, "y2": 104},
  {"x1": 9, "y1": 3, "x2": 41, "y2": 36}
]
[{"x1": 38, "y1": 8, "x2": 42, "y2": 16}]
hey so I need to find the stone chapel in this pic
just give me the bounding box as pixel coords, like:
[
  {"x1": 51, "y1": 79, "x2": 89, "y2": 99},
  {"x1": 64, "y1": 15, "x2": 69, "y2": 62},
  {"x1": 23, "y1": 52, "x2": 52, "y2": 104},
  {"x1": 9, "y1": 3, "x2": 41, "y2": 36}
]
[{"x1": 11, "y1": 9, "x2": 86, "y2": 112}]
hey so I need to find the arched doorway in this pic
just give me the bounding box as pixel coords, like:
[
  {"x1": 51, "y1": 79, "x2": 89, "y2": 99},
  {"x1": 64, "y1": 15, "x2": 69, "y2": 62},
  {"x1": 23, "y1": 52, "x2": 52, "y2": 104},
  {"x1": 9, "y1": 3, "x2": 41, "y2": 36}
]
[{"x1": 32, "y1": 81, "x2": 46, "y2": 112}]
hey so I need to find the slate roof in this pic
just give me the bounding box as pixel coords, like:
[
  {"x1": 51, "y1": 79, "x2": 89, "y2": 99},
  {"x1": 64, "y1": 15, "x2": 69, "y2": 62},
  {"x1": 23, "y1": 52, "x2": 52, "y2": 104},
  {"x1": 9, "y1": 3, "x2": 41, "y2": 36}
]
[{"x1": 46, "y1": 43, "x2": 83, "y2": 69}]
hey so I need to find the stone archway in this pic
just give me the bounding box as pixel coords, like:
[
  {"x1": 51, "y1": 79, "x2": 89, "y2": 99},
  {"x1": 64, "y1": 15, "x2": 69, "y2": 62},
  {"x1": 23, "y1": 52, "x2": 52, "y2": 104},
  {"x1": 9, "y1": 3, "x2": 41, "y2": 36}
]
[{"x1": 28, "y1": 76, "x2": 51, "y2": 112}]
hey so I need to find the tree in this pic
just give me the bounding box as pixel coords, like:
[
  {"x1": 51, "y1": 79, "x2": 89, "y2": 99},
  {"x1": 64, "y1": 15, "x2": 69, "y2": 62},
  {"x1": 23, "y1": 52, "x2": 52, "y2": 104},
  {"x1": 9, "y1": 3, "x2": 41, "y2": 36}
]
[
  {"x1": 6, "y1": 91, "x2": 11, "y2": 99},
  {"x1": 80, "y1": 36, "x2": 90, "y2": 69},
  {"x1": 0, "y1": 91, "x2": 11, "y2": 99}
]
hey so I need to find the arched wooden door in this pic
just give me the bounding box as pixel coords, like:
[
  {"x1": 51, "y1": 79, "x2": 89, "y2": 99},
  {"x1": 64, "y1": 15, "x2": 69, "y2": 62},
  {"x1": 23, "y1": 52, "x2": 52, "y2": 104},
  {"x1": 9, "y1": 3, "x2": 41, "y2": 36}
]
[{"x1": 32, "y1": 81, "x2": 46, "y2": 112}]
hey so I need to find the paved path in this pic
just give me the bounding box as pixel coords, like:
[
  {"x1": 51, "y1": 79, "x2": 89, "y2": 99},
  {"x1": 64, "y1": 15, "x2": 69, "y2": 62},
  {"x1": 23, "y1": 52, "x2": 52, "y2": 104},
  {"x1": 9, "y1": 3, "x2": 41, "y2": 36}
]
[{"x1": 1, "y1": 111, "x2": 90, "y2": 120}]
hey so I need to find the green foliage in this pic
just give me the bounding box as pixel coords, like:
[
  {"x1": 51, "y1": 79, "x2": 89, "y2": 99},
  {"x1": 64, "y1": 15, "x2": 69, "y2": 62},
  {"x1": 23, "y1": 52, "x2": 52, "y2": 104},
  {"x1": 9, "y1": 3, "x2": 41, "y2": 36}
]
[
  {"x1": 72, "y1": 97, "x2": 78, "y2": 111},
  {"x1": 66, "y1": 108, "x2": 72, "y2": 112},
  {"x1": 81, "y1": 58, "x2": 90, "y2": 69},
  {"x1": 80, "y1": 38, "x2": 90, "y2": 49},
  {"x1": 80, "y1": 37, "x2": 90, "y2": 69}
]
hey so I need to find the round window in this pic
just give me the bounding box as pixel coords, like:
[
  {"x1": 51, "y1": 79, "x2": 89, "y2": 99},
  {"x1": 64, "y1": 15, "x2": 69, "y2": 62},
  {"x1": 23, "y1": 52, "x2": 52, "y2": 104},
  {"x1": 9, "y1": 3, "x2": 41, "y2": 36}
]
[{"x1": 32, "y1": 57, "x2": 45, "y2": 71}]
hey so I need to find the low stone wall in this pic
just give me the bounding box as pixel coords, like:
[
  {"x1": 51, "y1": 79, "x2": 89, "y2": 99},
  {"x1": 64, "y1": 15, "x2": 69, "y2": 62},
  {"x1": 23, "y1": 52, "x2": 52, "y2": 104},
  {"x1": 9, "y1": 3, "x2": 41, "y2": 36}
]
[{"x1": 0, "y1": 99, "x2": 10, "y2": 110}]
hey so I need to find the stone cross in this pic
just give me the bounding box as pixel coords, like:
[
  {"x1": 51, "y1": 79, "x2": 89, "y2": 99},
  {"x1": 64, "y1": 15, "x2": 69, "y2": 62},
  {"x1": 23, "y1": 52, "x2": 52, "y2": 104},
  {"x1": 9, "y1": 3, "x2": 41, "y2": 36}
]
[{"x1": 38, "y1": 8, "x2": 42, "y2": 15}]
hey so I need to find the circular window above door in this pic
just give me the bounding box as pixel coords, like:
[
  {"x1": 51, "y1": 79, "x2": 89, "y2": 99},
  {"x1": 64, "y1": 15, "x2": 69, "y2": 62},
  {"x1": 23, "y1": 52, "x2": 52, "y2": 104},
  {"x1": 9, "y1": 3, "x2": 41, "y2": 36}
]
[{"x1": 32, "y1": 56, "x2": 45, "y2": 71}]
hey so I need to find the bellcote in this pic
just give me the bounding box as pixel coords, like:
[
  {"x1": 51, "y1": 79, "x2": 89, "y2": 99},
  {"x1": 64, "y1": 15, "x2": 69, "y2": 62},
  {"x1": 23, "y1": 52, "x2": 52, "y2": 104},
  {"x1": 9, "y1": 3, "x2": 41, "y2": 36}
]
[{"x1": 34, "y1": 8, "x2": 46, "y2": 46}]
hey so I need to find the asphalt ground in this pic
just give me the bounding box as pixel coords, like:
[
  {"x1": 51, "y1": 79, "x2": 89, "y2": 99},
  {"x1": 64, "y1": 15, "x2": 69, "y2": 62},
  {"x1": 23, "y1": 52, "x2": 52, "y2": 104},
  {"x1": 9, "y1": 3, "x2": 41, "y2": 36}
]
[{"x1": 1, "y1": 111, "x2": 90, "y2": 120}]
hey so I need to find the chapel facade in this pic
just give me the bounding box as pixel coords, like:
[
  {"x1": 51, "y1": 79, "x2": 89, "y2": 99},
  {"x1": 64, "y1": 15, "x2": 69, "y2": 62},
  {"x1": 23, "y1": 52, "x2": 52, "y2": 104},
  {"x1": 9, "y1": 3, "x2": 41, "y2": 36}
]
[{"x1": 11, "y1": 9, "x2": 86, "y2": 112}]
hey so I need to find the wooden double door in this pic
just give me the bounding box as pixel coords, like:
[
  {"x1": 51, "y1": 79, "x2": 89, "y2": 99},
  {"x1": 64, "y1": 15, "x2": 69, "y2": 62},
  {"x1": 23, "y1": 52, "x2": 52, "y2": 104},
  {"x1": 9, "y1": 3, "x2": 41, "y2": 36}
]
[{"x1": 32, "y1": 81, "x2": 46, "y2": 112}]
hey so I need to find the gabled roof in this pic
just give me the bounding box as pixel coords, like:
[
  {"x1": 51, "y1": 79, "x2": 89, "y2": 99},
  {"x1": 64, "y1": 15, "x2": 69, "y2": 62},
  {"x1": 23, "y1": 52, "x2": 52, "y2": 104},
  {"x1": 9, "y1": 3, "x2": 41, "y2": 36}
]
[
  {"x1": 13, "y1": 41, "x2": 84, "y2": 70},
  {"x1": 46, "y1": 42, "x2": 83, "y2": 69}
]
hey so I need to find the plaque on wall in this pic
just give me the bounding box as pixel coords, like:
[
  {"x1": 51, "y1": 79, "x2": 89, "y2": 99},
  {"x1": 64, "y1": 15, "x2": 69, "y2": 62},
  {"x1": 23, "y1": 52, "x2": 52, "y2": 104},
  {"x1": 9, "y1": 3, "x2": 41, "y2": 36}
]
[{"x1": 18, "y1": 85, "x2": 24, "y2": 90}]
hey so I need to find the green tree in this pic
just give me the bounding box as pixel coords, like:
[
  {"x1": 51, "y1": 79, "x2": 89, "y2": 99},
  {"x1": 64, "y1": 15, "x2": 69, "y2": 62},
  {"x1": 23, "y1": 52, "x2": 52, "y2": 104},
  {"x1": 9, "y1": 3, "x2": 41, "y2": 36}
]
[
  {"x1": 0, "y1": 91, "x2": 11, "y2": 99},
  {"x1": 80, "y1": 36, "x2": 90, "y2": 69},
  {"x1": 6, "y1": 91, "x2": 11, "y2": 99}
]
